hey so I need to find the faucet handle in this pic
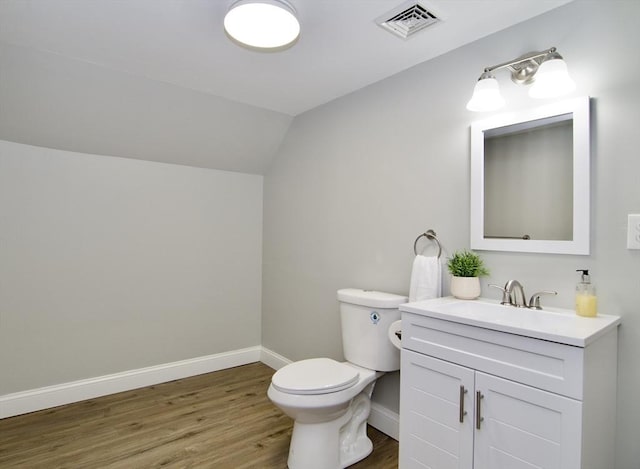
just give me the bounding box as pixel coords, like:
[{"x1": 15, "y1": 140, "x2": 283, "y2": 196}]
[
  {"x1": 488, "y1": 283, "x2": 510, "y2": 305},
  {"x1": 528, "y1": 291, "x2": 558, "y2": 310}
]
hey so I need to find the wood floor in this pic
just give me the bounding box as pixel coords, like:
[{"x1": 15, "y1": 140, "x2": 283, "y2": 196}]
[{"x1": 0, "y1": 362, "x2": 398, "y2": 468}]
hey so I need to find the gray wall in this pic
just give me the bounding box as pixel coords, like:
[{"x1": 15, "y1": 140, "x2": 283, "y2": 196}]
[
  {"x1": 262, "y1": 2, "x2": 640, "y2": 468},
  {"x1": 0, "y1": 41, "x2": 292, "y2": 174},
  {"x1": 0, "y1": 140, "x2": 263, "y2": 394}
]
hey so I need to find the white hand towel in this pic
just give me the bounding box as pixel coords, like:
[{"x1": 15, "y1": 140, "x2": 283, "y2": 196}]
[{"x1": 409, "y1": 255, "x2": 442, "y2": 302}]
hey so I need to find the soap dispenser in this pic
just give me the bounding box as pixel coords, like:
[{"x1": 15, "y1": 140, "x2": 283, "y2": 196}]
[{"x1": 575, "y1": 269, "x2": 597, "y2": 317}]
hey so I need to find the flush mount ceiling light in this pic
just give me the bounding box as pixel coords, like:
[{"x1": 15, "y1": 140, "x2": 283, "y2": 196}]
[
  {"x1": 224, "y1": 0, "x2": 300, "y2": 51},
  {"x1": 466, "y1": 47, "x2": 576, "y2": 112}
]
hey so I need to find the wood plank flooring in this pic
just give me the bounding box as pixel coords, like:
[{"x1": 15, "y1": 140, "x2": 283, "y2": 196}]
[{"x1": 0, "y1": 362, "x2": 398, "y2": 468}]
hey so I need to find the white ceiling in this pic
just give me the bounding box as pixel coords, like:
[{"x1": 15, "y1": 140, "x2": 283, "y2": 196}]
[{"x1": 0, "y1": 0, "x2": 574, "y2": 117}]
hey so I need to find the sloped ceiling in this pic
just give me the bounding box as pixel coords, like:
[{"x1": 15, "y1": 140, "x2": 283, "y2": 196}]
[{"x1": 0, "y1": 0, "x2": 573, "y2": 173}]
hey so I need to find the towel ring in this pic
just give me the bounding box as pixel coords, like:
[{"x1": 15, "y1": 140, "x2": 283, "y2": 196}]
[{"x1": 413, "y1": 229, "x2": 442, "y2": 258}]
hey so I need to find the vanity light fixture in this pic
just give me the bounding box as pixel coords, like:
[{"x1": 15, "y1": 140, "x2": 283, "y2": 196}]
[
  {"x1": 466, "y1": 47, "x2": 576, "y2": 112},
  {"x1": 223, "y1": 0, "x2": 300, "y2": 51}
]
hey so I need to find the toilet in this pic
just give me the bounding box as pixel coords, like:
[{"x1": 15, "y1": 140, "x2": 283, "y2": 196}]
[{"x1": 267, "y1": 288, "x2": 407, "y2": 469}]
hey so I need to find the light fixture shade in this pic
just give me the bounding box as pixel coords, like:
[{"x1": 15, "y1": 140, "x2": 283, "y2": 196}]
[
  {"x1": 224, "y1": 0, "x2": 300, "y2": 51},
  {"x1": 528, "y1": 58, "x2": 576, "y2": 99},
  {"x1": 466, "y1": 76, "x2": 506, "y2": 112}
]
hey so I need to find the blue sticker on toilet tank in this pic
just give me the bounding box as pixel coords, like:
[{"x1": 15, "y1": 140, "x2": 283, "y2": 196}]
[{"x1": 370, "y1": 311, "x2": 380, "y2": 325}]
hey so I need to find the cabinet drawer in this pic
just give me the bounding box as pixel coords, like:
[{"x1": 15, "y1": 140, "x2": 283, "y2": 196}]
[{"x1": 402, "y1": 312, "x2": 585, "y2": 399}]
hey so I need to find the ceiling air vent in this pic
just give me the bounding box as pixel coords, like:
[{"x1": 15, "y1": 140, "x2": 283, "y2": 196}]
[{"x1": 376, "y1": 1, "x2": 442, "y2": 39}]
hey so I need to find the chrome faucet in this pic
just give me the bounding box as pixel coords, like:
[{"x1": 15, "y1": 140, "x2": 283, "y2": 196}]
[
  {"x1": 505, "y1": 279, "x2": 527, "y2": 307},
  {"x1": 489, "y1": 280, "x2": 557, "y2": 309},
  {"x1": 528, "y1": 290, "x2": 558, "y2": 310}
]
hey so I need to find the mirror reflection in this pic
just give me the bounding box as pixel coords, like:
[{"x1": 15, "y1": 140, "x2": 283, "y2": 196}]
[
  {"x1": 484, "y1": 116, "x2": 573, "y2": 241},
  {"x1": 470, "y1": 97, "x2": 590, "y2": 255}
]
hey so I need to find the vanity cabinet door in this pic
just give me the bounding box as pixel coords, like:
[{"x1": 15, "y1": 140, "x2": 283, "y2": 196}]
[
  {"x1": 399, "y1": 351, "x2": 583, "y2": 469},
  {"x1": 400, "y1": 350, "x2": 474, "y2": 469},
  {"x1": 473, "y1": 372, "x2": 582, "y2": 469}
]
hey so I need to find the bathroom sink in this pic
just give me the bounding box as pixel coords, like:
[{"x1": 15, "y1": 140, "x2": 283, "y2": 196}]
[{"x1": 400, "y1": 297, "x2": 621, "y2": 347}]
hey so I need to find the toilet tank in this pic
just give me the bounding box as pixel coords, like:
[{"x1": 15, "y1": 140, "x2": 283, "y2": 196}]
[{"x1": 337, "y1": 288, "x2": 407, "y2": 372}]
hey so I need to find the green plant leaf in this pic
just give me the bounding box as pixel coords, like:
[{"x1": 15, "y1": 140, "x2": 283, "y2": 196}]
[{"x1": 446, "y1": 250, "x2": 489, "y2": 277}]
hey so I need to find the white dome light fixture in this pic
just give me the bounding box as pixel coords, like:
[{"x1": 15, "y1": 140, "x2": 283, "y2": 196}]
[
  {"x1": 466, "y1": 47, "x2": 576, "y2": 112},
  {"x1": 466, "y1": 72, "x2": 506, "y2": 112},
  {"x1": 224, "y1": 0, "x2": 300, "y2": 51},
  {"x1": 529, "y1": 51, "x2": 576, "y2": 99}
]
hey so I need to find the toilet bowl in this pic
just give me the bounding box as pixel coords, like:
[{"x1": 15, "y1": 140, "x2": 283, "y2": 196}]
[
  {"x1": 268, "y1": 359, "x2": 382, "y2": 468},
  {"x1": 267, "y1": 289, "x2": 407, "y2": 469}
]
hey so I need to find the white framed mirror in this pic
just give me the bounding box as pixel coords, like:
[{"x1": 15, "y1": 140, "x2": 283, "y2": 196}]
[{"x1": 470, "y1": 97, "x2": 591, "y2": 255}]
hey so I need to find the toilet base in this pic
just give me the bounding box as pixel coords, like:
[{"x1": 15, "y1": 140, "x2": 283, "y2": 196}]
[{"x1": 287, "y1": 386, "x2": 374, "y2": 469}]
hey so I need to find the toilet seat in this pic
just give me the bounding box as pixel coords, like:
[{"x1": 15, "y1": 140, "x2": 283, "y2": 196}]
[{"x1": 272, "y1": 358, "x2": 360, "y2": 395}]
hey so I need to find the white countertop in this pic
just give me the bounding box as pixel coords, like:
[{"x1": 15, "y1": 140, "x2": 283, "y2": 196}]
[{"x1": 400, "y1": 296, "x2": 621, "y2": 347}]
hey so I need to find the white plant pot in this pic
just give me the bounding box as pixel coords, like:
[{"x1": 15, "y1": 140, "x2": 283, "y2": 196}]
[{"x1": 450, "y1": 276, "x2": 481, "y2": 300}]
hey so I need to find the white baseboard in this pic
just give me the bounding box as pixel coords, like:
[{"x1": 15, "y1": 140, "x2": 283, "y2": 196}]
[
  {"x1": 0, "y1": 346, "x2": 261, "y2": 419},
  {"x1": 1, "y1": 346, "x2": 400, "y2": 442},
  {"x1": 260, "y1": 347, "x2": 292, "y2": 370},
  {"x1": 369, "y1": 402, "x2": 400, "y2": 441}
]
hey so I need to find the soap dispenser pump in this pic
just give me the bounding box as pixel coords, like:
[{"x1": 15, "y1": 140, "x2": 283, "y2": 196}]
[{"x1": 575, "y1": 269, "x2": 597, "y2": 317}]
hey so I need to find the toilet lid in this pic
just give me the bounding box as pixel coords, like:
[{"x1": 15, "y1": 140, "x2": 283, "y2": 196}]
[{"x1": 271, "y1": 358, "x2": 360, "y2": 395}]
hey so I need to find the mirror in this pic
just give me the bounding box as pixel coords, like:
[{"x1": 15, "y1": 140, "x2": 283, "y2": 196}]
[{"x1": 470, "y1": 97, "x2": 590, "y2": 255}]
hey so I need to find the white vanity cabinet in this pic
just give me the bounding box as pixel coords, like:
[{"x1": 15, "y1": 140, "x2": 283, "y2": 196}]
[{"x1": 399, "y1": 298, "x2": 620, "y2": 469}]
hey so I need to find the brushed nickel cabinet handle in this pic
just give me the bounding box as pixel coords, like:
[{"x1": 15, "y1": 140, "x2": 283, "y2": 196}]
[
  {"x1": 459, "y1": 385, "x2": 468, "y2": 423},
  {"x1": 475, "y1": 391, "x2": 484, "y2": 429}
]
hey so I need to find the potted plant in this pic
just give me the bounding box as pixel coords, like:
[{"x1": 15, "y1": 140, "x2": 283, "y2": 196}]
[{"x1": 447, "y1": 250, "x2": 489, "y2": 300}]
